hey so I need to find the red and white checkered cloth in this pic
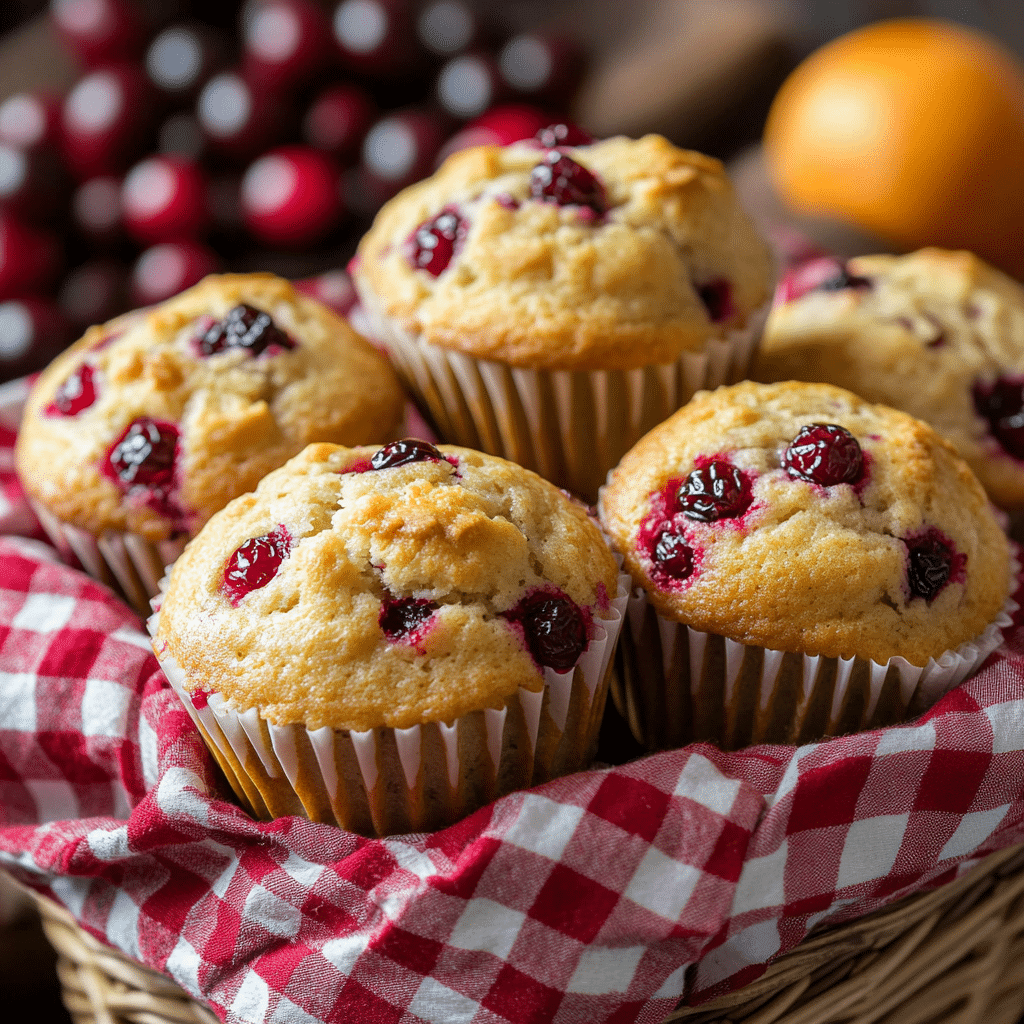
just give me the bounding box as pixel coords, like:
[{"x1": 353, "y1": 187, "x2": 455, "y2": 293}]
[{"x1": 3, "y1": 374, "x2": 1024, "y2": 1024}]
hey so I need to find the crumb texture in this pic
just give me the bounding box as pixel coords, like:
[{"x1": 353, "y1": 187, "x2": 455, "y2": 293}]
[
  {"x1": 156, "y1": 443, "x2": 619, "y2": 730},
  {"x1": 354, "y1": 135, "x2": 774, "y2": 370},
  {"x1": 757, "y1": 248, "x2": 1024, "y2": 508},
  {"x1": 16, "y1": 274, "x2": 406, "y2": 540},
  {"x1": 599, "y1": 380, "x2": 1012, "y2": 665}
]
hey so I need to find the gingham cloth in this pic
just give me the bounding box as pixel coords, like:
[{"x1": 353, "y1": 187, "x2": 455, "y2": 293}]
[{"x1": 3, "y1": 376, "x2": 1024, "y2": 1024}]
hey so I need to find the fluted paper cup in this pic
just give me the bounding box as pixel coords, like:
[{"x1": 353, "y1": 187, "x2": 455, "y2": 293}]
[
  {"x1": 613, "y1": 552, "x2": 1019, "y2": 752},
  {"x1": 148, "y1": 567, "x2": 631, "y2": 837},
  {"x1": 357, "y1": 294, "x2": 771, "y2": 503},
  {"x1": 30, "y1": 499, "x2": 185, "y2": 618}
]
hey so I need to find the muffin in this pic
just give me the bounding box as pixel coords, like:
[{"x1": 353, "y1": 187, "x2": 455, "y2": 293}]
[
  {"x1": 352, "y1": 133, "x2": 775, "y2": 501},
  {"x1": 16, "y1": 273, "x2": 406, "y2": 614},
  {"x1": 149, "y1": 439, "x2": 629, "y2": 836},
  {"x1": 756, "y1": 248, "x2": 1024, "y2": 510},
  {"x1": 599, "y1": 380, "x2": 1015, "y2": 750}
]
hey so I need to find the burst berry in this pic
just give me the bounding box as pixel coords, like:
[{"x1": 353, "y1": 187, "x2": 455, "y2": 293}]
[
  {"x1": 696, "y1": 279, "x2": 734, "y2": 323},
  {"x1": 222, "y1": 525, "x2": 292, "y2": 605},
  {"x1": 536, "y1": 122, "x2": 593, "y2": 148},
  {"x1": 370, "y1": 438, "x2": 444, "y2": 470},
  {"x1": 972, "y1": 376, "x2": 1024, "y2": 460},
  {"x1": 906, "y1": 530, "x2": 954, "y2": 602},
  {"x1": 408, "y1": 209, "x2": 466, "y2": 275},
  {"x1": 650, "y1": 528, "x2": 694, "y2": 581},
  {"x1": 783, "y1": 424, "x2": 863, "y2": 486},
  {"x1": 46, "y1": 363, "x2": 97, "y2": 416},
  {"x1": 817, "y1": 265, "x2": 873, "y2": 292},
  {"x1": 529, "y1": 152, "x2": 605, "y2": 212},
  {"x1": 105, "y1": 418, "x2": 178, "y2": 489},
  {"x1": 198, "y1": 304, "x2": 295, "y2": 357},
  {"x1": 505, "y1": 590, "x2": 587, "y2": 671},
  {"x1": 379, "y1": 597, "x2": 438, "y2": 643},
  {"x1": 678, "y1": 461, "x2": 751, "y2": 522}
]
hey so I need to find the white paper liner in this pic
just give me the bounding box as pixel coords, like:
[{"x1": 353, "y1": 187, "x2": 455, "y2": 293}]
[
  {"x1": 28, "y1": 498, "x2": 186, "y2": 618},
  {"x1": 147, "y1": 567, "x2": 631, "y2": 837},
  {"x1": 614, "y1": 552, "x2": 1020, "y2": 752},
  {"x1": 359, "y1": 289, "x2": 771, "y2": 502}
]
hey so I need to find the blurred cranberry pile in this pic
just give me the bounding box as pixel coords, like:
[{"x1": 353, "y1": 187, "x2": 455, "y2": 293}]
[{"x1": 0, "y1": 0, "x2": 586, "y2": 382}]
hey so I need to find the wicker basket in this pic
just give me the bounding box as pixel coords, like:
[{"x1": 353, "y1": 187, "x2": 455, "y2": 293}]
[{"x1": 18, "y1": 842, "x2": 1024, "y2": 1024}]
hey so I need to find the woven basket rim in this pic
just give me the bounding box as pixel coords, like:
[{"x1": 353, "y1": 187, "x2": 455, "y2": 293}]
[{"x1": 9, "y1": 841, "x2": 1024, "y2": 1024}]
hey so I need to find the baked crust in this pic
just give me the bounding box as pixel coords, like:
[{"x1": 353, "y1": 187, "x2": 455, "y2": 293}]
[
  {"x1": 16, "y1": 274, "x2": 406, "y2": 540},
  {"x1": 155, "y1": 443, "x2": 619, "y2": 731},
  {"x1": 599, "y1": 380, "x2": 1011, "y2": 665},
  {"x1": 354, "y1": 135, "x2": 774, "y2": 371},
  {"x1": 757, "y1": 248, "x2": 1024, "y2": 509}
]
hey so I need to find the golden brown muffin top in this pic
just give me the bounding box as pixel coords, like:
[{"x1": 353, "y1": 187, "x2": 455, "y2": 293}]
[
  {"x1": 756, "y1": 248, "x2": 1024, "y2": 509},
  {"x1": 353, "y1": 134, "x2": 774, "y2": 371},
  {"x1": 599, "y1": 380, "x2": 1011, "y2": 665},
  {"x1": 154, "y1": 441, "x2": 620, "y2": 731},
  {"x1": 16, "y1": 274, "x2": 406, "y2": 541}
]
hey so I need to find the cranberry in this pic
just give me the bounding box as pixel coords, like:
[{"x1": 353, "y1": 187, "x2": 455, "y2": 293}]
[
  {"x1": 817, "y1": 266, "x2": 873, "y2": 292},
  {"x1": 650, "y1": 528, "x2": 694, "y2": 581},
  {"x1": 529, "y1": 152, "x2": 605, "y2": 212},
  {"x1": 678, "y1": 461, "x2": 751, "y2": 522},
  {"x1": 370, "y1": 438, "x2": 444, "y2": 470},
  {"x1": 222, "y1": 525, "x2": 292, "y2": 605},
  {"x1": 408, "y1": 209, "x2": 466, "y2": 276},
  {"x1": 536, "y1": 122, "x2": 592, "y2": 148},
  {"x1": 973, "y1": 376, "x2": 1024, "y2": 460},
  {"x1": 783, "y1": 424, "x2": 863, "y2": 486},
  {"x1": 906, "y1": 531, "x2": 954, "y2": 603},
  {"x1": 45, "y1": 363, "x2": 97, "y2": 417},
  {"x1": 696, "y1": 279, "x2": 734, "y2": 323},
  {"x1": 379, "y1": 597, "x2": 438, "y2": 643},
  {"x1": 505, "y1": 590, "x2": 587, "y2": 671},
  {"x1": 198, "y1": 304, "x2": 295, "y2": 358},
  {"x1": 776, "y1": 258, "x2": 871, "y2": 304},
  {"x1": 105, "y1": 418, "x2": 178, "y2": 490}
]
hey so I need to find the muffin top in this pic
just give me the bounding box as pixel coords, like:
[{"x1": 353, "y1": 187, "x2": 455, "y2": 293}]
[
  {"x1": 153, "y1": 440, "x2": 620, "y2": 731},
  {"x1": 756, "y1": 248, "x2": 1024, "y2": 509},
  {"x1": 353, "y1": 134, "x2": 774, "y2": 371},
  {"x1": 16, "y1": 274, "x2": 406, "y2": 542},
  {"x1": 599, "y1": 380, "x2": 1011, "y2": 665}
]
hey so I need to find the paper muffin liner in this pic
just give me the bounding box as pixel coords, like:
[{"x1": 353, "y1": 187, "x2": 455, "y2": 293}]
[
  {"x1": 147, "y1": 567, "x2": 631, "y2": 837},
  {"x1": 358, "y1": 293, "x2": 771, "y2": 503},
  {"x1": 29, "y1": 499, "x2": 186, "y2": 618},
  {"x1": 612, "y1": 551, "x2": 1020, "y2": 752}
]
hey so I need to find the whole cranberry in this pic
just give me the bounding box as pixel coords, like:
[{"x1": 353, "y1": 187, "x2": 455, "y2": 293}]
[
  {"x1": 678, "y1": 461, "x2": 751, "y2": 522},
  {"x1": 529, "y1": 152, "x2": 605, "y2": 212},
  {"x1": 535, "y1": 122, "x2": 593, "y2": 148},
  {"x1": 121, "y1": 155, "x2": 210, "y2": 245},
  {"x1": 379, "y1": 597, "x2": 438, "y2": 642},
  {"x1": 240, "y1": 146, "x2": 342, "y2": 248},
  {"x1": 906, "y1": 530, "x2": 954, "y2": 603},
  {"x1": 46, "y1": 363, "x2": 97, "y2": 417},
  {"x1": 505, "y1": 590, "x2": 587, "y2": 671},
  {"x1": 972, "y1": 376, "x2": 1024, "y2": 461},
  {"x1": 649, "y1": 528, "x2": 694, "y2": 581},
  {"x1": 407, "y1": 209, "x2": 467, "y2": 276},
  {"x1": 370, "y1": 438, "x2": 444, "y2": 470},
  {"x1": 222, "y1": 525, "x2": 292, "y2": 605},
  {"x1": 105, "y1": 418, "x2": 179, "y2": 490},
  {"x1": 130, "y1": 241, "x2": 219, "y2": 307},
  {"x1": 783, "y1": 424, "x2": 863, "y2": 486},
  {"x1": 302, "y1": 84, "x2": 375, "y2": 160},
  {"x1": 198, "y1": 304, "x2": 295, "y2": 358}
]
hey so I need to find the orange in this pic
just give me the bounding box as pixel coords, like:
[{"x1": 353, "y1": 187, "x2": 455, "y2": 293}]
[{"x1": 764, "y1": 18, "x2": 1024, "y2": 278}]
